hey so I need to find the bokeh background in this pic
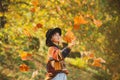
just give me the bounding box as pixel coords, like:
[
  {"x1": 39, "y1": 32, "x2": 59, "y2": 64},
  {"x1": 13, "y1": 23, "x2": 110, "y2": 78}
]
[{"x1": 0, "y1": 0, "x2": 120, "y2": 80}]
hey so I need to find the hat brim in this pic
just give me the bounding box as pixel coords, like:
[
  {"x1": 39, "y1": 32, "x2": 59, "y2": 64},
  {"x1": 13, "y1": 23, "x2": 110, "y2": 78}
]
[
  {"x1": 51, "y1": 28, "x2": 61, "y2": 36},
  {"x1": 46, "y1": 28, "x2": 61, "y2": 46}
]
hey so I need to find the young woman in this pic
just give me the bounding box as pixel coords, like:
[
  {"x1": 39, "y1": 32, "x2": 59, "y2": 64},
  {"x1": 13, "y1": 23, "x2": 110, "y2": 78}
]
[{"x1": 45, "y1": 28, "x2": 75, "y2": 80}]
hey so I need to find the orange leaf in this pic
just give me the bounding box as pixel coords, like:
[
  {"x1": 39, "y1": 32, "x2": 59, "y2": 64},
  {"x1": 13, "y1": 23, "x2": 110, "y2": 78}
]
[
  {"x1": 89, "y1": 53, "x2": 94, "y2": 59},
  {"x1": 30, "y1": 8, "x2": 36, "y2": 13},
  {"x1": 36, "y1": 23, "x2": 42, "y2": 28},
  {"x1": 73, "y1": 24, "x2": 80, "y2": 30},
  {"x1": 92, "y1": 58, "x2": 101, "y2": 67},
  {"x1": 31, "y1": 0, "x2": 39, "y2": 7},
  {"x1": 27, "y1": 53, "x2": 32, "y2": 57},
  {"x1": 63, "y1": 30, "x2": 76, "y2": 43},
  {"x1": 93, "y1": 19, "x2": 102, "y2": 27},
  {"x1": 33, "y1": 23, "x2": 43, "y2": 31},
  {"x1": 20, "y1": 52, "x2": 28, "y2": 60},
  {"x1": 92, "y1": 61, "x2": 102, "y2": 67},
  {"x1": 20, "y1": 52, "x2": 32, "y2": 61},
  {"x1": 23, "y1": 28, "x2": 31, "y2": 37},
  {"x1": 92, "y1": 58, "x2": 105, "y2": 67},
  {"x1": 19, "y1": 64, "x2": 29, "y2": 71},
  {"x1": 74, "y1": 15, "x2": 88, "y2": 25}
]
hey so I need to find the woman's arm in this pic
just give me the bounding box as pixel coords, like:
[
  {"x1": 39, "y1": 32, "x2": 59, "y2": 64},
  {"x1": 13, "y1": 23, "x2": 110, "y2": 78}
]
[
  {"x1": 61, "y1": 47, "x2": 71, "y2": 58},
  {"x1": 61, "y1": 40, "x2": 75, "y2": 58}
]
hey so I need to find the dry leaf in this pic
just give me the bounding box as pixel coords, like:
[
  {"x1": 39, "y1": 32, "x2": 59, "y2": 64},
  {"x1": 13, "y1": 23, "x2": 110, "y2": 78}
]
[
  {"x1": 74, "y1": 15, "x2": 88, "y2": 25},
  {"x1": 20, "y1": 52, "x2": 32, "y2": 61},
  {"x1": 30, "y1": 8, "x2": 36, "y2": 13},
  {"x1": 92, "y1": 61, "x2": 102, "y2": 67},
  {"x1": 92, "y1": 57, "x2": 105, "y2": 67},
  {"x1": 36, "y1": 23, "x2": 42, "y2": 28},
  {"x1": 89, "y1": 53, "x2": 94, "y2": 59},
  {"x1": 23, "y1": 28, "x2": 31, "y2": 37},
  {"x1": 63, "y1": 30, "x2": 76, "y2": 43},
  {"x1": 74, "y1": 15, "x2": 88, "y2": 30},
  {"x1": 33, "y1": 23, "x2": 42, "y2": 31},
  {"x1": 31, "y1": 0, "x2": 39, "y2": 7},
  {"x1": 73, "y1": 24, "x2": 80, "y2": 30},
  {"x1": 93, "y1": 19, "x2": 102, "y2": 27},
  {"x1": 19, "y1": 64, "x2": 29, "y2": 71}
]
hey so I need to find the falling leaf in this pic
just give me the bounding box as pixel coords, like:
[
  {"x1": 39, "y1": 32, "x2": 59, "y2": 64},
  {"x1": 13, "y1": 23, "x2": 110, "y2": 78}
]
[
  {"x1": 36, "y1": 23, "x2": 42, "y2": 28},
  {"x1": 20, "y1": 52, "x2": 28, "y2": 60},
  {"x1": 92, "y1": 60, "x2": 102, "y2": 67},
  {"x1": 30, "y1": 8, "x2": 36, "y2": 13},
  {"x1": 73, "y1": 24, "x2": 80, "y2": 30},
  {"x1": 63, "y1": 30, "x2": 76, "y2": 43},
  {"x1": 92, "y1": 57, "x2": 106, "y2": 67},
  {"x1": 23, "y1": 28, "x2": 31, "y2": 37},
  {"x1": 74, "y1": 15, "x2": 88, "y2": 25},
  {"x1": 20, "y1": 52, "x2": 32, "y2": 61},
  {"x1": 33, "y1": 23, "x2": 43, "y2": 31},
  {"x1": 93, "y1": 19, "x2": 102, "y2": 27},
  {"x1": 19, "y1": 64, "x2": 29, "y2": 71},
  {"x1": 31, "y1": 0, "x2": 39, "y2": 7},
  {"x1": 89, "y1": 53, "x2": 94, "y2": 59},
  {"x1": 74, "y1": 15, "x2": 88, "y2": 30}
]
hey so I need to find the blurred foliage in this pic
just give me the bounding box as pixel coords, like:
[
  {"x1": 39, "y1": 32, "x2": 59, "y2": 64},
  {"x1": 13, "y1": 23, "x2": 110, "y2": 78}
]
[{"x1": 0, "y1": 0, "x2": 120, "y2": 80}]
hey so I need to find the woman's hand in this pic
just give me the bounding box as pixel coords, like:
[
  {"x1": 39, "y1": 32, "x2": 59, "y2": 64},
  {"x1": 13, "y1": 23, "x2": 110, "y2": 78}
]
[{"x1": 68, "y1": 38, "x2": 76, "y2": 48}]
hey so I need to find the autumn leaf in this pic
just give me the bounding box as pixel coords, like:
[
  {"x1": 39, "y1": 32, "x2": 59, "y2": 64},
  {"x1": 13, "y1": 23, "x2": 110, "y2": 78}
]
[
  {"x1": 93, "y1": 19, "x2": 102, "y2": 27},
  {"x1": 30, "y1": 8, "x2": 36, "y2": 13},
  {"x1": 20, "y1": 52, "x2": 32, "y2": 61},
  {"x1": 74, "y1": 15, "x2": 88, "y2": 30},
  {"x1": 73, "y1": 24, "x2": 80, "y2": 30},
  {"x1": 92, "y1": 60, "x2": 102, "y2": 67},
  {"x1": 19, "y1": 64, "x2": 29, "y2": 71},
  {"x1": 92, "y1": 58, "x2": 102, "y2": 67},
  {"x1": 92, "y1": 57, "x2": 106, "y2": 67},
  {"x1": 23, "y1": 28, "x2": 31, "y2": 37},
  {"x1": 36, "y1": 23, "x2": 43, "y2": 28},
  {"x1": 74, "y1": 15, "x2": 88, "y2": 25},
  {"x1": 63, "y1": 30, "x2": 76, "y2": 43},
  {"x1": 33, "y1": 23, "x2": 43, "y2": 31},
  {"x1": 20, "y1": 52, "x2": 28, "y2": 60},
  {"x1": 89, "y1": 53, "x2": 95, "y2": 59},
  {"x1": 31, "y1": 0, "x2": 39, "y2": 7}
]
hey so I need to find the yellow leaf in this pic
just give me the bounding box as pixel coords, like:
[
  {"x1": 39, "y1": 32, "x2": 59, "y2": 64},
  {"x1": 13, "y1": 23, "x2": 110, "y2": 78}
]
[{"x1": 20, "y1": 51, "x2": 32, "y2": 61}]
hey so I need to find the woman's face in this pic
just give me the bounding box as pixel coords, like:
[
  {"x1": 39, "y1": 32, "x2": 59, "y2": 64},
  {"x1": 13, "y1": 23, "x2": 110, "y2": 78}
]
[{"x1": 51, "y1": 32, "x2": 61, "y2": 43}]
